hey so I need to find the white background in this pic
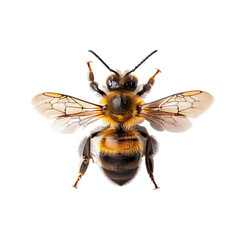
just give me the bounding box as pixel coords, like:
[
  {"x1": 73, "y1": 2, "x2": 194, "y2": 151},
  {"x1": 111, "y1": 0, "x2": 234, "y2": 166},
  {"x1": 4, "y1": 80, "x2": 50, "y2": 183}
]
[{"x1": 1, "y1": 0, "x2": 239, "y2": 239}]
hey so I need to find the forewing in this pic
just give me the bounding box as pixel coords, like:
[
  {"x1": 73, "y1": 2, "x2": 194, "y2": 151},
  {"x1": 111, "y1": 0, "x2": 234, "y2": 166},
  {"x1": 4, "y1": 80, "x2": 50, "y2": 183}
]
[
  {"x1": 32, "y1": 92, "x2": 103, "y2": 133},
  {"x1": 140, "y1": 91, "x2": 213, "y2": 132}
]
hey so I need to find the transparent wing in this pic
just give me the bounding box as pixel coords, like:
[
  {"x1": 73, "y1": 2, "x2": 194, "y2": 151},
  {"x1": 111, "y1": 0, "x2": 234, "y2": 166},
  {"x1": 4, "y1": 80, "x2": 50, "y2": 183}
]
[
  {"x1": 32, "y1": 92, "x2": 103, "y2": 133},
  {"x1": 139, "y1": 90, "x2": 214, "y2": 132}
]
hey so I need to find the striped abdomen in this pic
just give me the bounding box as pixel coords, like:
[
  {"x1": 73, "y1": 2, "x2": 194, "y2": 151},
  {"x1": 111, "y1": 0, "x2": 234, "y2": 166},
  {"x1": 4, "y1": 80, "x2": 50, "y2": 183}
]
[{"x1": 99, "y1": 129, "x2": 142, "y2": 186}]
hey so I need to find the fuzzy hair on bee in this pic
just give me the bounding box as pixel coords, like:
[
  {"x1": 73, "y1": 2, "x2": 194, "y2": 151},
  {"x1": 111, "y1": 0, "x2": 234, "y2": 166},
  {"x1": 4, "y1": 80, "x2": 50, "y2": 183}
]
[{"x1": 32, "y1": 50, "x2": 214, "y2": 189}]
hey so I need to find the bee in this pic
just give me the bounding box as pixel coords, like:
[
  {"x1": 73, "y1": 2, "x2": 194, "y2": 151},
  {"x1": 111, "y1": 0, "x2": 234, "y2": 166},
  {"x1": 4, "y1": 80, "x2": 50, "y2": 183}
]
[{"x1": 32, "y1": 50, "x2": 213, "y2": 189}]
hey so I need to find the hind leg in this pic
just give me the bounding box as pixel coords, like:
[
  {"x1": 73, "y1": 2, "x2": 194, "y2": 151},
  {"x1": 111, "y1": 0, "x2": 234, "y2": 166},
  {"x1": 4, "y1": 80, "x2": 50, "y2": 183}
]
[
  {"x1": 73, "y1": 130, "x2": 102, "y2": 188},
  {"x1": 145, "y1": 136, "x2": 160, "y2": 190},
  {"x1": 137, "y1": 126, "x2": 160, "y2": 190}
]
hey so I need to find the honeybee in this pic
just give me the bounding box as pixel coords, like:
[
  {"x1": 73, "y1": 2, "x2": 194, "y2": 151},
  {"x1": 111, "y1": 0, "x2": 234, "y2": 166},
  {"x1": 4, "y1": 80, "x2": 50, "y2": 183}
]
[{"x1": 32, "y1": 50, "x2": 213, "y2": 189}]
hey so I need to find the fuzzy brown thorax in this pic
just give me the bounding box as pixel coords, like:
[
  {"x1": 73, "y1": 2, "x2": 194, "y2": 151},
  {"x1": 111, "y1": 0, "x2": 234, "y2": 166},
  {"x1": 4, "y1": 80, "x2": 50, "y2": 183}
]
[{"x1": 101, "y1": 91, "x2": 145, "y2": 129}]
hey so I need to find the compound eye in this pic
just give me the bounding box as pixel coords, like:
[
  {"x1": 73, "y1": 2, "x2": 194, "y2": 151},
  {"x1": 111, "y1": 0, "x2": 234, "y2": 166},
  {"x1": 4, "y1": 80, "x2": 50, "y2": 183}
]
[
  {"x1": 107, "y1": 77, "x2": 112, "y2": 87},
  {"x1": 106, "y1": 75, "x2": 120, "y2": 90},
  {"x1": 123, "y1": 75, "x2": 138, "y2": 90},
  {"x1": 129, "y1": 81, "x2": 135, "y2": 88}
]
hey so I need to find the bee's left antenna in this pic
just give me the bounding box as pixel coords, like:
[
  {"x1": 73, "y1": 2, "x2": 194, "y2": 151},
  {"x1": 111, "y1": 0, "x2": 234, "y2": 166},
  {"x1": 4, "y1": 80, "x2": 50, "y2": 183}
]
[
  {"x1": 88, "y1": 50, "x2": 119, "y2": 76},
  {"x1": 125, "y1": 50, "x2": 158, "y2": 76}
]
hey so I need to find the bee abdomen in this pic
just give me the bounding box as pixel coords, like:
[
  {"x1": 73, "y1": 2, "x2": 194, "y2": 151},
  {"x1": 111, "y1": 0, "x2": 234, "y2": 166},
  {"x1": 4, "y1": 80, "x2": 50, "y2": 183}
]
[
  {"x1": 99, "y1": 129, "x2": 142, "y2": 186},
  {"x1": 100, "y1": 152, "x2": 141, "y2": 186}
]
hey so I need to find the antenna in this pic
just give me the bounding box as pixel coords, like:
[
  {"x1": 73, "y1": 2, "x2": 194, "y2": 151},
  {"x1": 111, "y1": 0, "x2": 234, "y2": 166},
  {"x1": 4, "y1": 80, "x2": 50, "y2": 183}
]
[
  {"x1": 125, "y1": 50, "x2": 158, "y2": 76},
  {"x1": 88, "y1": 50, "x2": 119, "y2": 76}
]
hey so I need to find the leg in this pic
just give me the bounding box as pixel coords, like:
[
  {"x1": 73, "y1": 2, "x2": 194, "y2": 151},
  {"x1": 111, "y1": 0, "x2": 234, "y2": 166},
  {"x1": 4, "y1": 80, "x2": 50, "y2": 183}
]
[
  {"x1": 145, "y1": 136, "x2": 160, "y2": 190},
  {"x1": 87, "y1": 61, "x2": 106, "y2": 96},
  {"x1": 73, "y1": 130, "x2": 102, "y2": 188},
  {"x1": 137, "y1": 126, "x2": 160, "y2": 190},
  {"x1": 137, "y1": 68, "x2": 161, "y2": 96}
]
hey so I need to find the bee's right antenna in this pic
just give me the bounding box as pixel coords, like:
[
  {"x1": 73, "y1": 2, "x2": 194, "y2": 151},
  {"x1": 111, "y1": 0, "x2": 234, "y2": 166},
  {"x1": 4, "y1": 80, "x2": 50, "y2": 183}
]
[{"x1": 88, "y1": 50, "x2": 120, "y2": 76}]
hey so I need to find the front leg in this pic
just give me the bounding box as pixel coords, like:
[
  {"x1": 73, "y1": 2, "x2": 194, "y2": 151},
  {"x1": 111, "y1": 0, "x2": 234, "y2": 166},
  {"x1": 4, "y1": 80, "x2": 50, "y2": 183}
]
[
  {"x1": 87, "y1": 61, "x2": 106, "y2": 96},
  {"x1": 137, "y1": 68, "x2": 161, "y2": 96}
]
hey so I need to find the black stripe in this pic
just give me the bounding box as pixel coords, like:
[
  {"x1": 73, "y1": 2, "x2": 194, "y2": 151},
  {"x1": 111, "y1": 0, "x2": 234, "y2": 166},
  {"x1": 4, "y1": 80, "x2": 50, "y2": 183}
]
[
  {"x1": 100, "y1": 152, "x2": 141, "y2": 186},
  {"x1": 102, "y1": 167, "x2": 139, "y2": 186},
  {"x1": 100, "y1": 152, "x2": 141, "y2": 166}
]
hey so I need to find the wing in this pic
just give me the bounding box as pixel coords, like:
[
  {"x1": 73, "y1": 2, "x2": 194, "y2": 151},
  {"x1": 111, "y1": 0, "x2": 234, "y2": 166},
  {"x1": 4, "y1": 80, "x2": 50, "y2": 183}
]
[
  {"x1": 139, "y1": 90, "x2": 214, "y2": 132},
  {"x1": 32, "y1": 92, "x2": 103, "y2": 133}
]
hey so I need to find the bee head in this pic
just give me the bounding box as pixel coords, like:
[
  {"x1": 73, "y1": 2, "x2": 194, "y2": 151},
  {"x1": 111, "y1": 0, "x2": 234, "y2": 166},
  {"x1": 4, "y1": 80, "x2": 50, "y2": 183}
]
[
  {"x1": 106, "y1": 73, "x2": 138, "y2": 91},
  {"x1": 88, "y1": 50, "x2": 157, "y2": 91}
]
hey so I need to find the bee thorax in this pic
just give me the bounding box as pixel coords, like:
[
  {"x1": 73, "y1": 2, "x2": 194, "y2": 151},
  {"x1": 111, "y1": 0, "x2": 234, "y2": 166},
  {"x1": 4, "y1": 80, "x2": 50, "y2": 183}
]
[{"x1": 109, "y1": 94, "x2": 132, "y2": 121}]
